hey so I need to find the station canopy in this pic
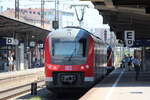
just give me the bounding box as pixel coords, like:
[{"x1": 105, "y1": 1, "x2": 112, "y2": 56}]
[
  {"x1": 0, "y1": 15, "x2": 50, "y2": 41},
  {"x1": 90, "y1": 0, "x2": 150, "y2": 45}
]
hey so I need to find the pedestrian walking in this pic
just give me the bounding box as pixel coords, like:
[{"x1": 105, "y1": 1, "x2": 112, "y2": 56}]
[
  {"x1": 120, "y1": 59, "x2": 125, "y2": 68},
  {"x1": 8, "y1": 54, "x2": 14, "y2": 71},
  {"x1": 123, "y1": 55, "x2": 129, "y2": 71},
  {"x1": 132, "y1": 56, "x2": 141, "y2": 80},
  {"x1": 128, "y1": 56, "x2": 133, "y2": 71}
]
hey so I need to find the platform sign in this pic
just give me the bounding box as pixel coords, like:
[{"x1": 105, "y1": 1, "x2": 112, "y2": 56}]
[
  {"x1": 6, "y1": 38, "x2": 19, "y2": 45},
  {"x1": 6, "y1": 38, "x2": 14, "y2": 45},
  {"x1": 124, "y1": 30, "x2": 135, "y2": 47},
  {"x1": 30, "y1": 41, "x2": 35, "y2": 47},
  {"x1": 14, "y1": 39, "x2": 19, "y2": 45}
]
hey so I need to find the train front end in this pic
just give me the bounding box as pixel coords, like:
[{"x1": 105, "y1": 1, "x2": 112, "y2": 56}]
[{"x1": 44, "y1": 28, "x2": 94, "y2": 92}]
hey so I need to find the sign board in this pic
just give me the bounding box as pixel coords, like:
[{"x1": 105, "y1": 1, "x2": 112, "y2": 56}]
[
  {"x1": 14, "y1": 39, "x2": 19, "y2": 45},
  {"x1": 52, "y1": 20, "x2": 59, "y2": 29},
  {"x1": 38, "y1": 44, "x2": 43, "y2": 48},
  {"x1": 30, "y1": 41, "x2": 35, "y2": 47},
  {"x1": 6, "y1": 38, "x2": 14, "y2": 45},
  {"x1": 124, "y1": 30, "x2": 135, "y2": 47},
  {"x1": 6, "y1": 38, "x2": 19, "y2": 45}
]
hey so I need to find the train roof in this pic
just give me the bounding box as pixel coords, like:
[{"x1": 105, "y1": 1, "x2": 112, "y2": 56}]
[{"x1": 48, "y1": 26, "x2": 105, "y2": 43}]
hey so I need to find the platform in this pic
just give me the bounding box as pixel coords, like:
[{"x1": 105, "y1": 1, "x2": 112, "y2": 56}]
[
  {"x1": 0, "y1": 67, "x2": 44, "y2": 92},
  {"x1": 80, "y1": 68, "x2": 150, "y2": 100},
  {"x1": 0, "y1": 67, "x2": 44, "y2": 79}
]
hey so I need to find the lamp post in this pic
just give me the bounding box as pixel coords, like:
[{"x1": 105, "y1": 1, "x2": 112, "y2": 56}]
[
  {"x1": 41, "y1": 0, "x2": 45, "y2": 28},
  {"x1": 15, "y1": 0, "x2": 19, "y2": 19},
  {"x1": 51, "y1": 0, "x2": 59, "y2": 29}
]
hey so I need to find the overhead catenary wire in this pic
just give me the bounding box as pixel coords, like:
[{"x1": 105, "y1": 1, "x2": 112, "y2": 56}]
[
  {"x1": 18, "y1": 0, "x2": 73, "y2": 2},
  {"x1": 0, "y1": 0, "x2": 76, "y2": 9}
]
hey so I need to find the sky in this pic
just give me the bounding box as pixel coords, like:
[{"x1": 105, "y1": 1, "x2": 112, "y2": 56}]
[{"x1": 0, "y1": 0, "x2": 108, "y2": 28}]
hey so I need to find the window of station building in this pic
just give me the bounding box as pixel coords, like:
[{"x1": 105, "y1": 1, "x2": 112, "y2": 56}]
[
  {"x1": 37, "y1": 12, "x2": 40, "y2": 15},
  {"x1": 33, "y1": 11, "x2": 36, "y2": 14},
  {"x1": 44, "y1": 12, "x2": 48, "y2": 15},
  {"x1": 20, "y1": 9, "x2": 23, "y2": 12},
  {"x1": 7, "y1": 8, "x2": 10, "y2": 10}
]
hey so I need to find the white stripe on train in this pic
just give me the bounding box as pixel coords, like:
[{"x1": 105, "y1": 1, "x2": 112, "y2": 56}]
[{"x1": 45, "y1": 77, "x2": 94, "y2": 82}]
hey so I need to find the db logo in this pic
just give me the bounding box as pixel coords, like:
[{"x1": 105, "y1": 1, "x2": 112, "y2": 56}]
[
  {"x1": 6, "y1": 38, "x2": 14, "y2": 45},
  {"x1": 124, "y1": 30, "x2": 135, "y2": 47},
  {"x1": 65, "y1": 66, "x2": 72, "y2": 71}
]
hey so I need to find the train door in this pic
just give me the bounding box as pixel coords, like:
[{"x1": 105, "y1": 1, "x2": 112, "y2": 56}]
[
  {"x1": 107, "y1": 46, "x2": 114, "y2": 73},
  {"x1": 107, "y1": 46, "x2": 113, "y2": 67},
  {"x1": 93, "y1": 42, "x2": 98, "y2": 80}
]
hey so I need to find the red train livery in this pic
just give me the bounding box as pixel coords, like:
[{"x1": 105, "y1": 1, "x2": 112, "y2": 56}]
[{"x1": 44, "y1": 27, "x2": 114, "y2": 93}]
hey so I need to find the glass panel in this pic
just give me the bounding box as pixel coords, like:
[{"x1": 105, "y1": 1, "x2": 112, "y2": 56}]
[
  {"x1": 50, "y1": 38, "x2": 88, "y2": 65},
  {"x1": 53, "y1": 41, "x2": 83, "y2": 57}
]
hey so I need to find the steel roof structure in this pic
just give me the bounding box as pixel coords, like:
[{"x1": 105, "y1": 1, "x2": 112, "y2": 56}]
[
  {"x1": 90, "y1": 0, "x2": 150, "y2": 43},
  {"x1": 0, "y1": 15, "x2": 50, "y2": 41}
]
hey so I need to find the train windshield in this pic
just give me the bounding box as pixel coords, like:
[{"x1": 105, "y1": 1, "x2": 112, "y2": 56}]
[
  {"x1": 51, "y1": 39, "x2": 87, "y2": 65},
  {"x1": 54, "y1": 42, "x2": 83, "y2": 56}
]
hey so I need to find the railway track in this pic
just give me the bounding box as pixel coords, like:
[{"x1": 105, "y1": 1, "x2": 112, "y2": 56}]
[
  {"x1": 0, "y1": 69, "x2": 44, "y2": 93},
  {"x1": 0, "y1": 80, "x2": 45, "y2": 100}
]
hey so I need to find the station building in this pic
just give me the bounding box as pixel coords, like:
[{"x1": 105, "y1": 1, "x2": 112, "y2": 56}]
[
  {"x1": 0, "y1": 15, "x2": 50, "y2": 72},
  {"x1": 0, "y1": 7, "x2": 79, "y2": 72},
  {"x1": 1, "y1": 8, "x2": 74, "y2": 30}
]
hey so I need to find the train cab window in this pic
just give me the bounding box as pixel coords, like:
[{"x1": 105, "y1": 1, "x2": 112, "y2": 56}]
[
  {"x1": 50, "y1": 38, "x2": 87, "y2": 65},
  {"x1": 51, "y1": 40, "x2": 87, "y2": 57}
]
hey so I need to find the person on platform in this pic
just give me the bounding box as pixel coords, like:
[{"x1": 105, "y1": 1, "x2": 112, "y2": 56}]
[
  {"x1": 8, "y1": 54, "x2": 14, "y2": 71},
  {"x1": 128, "y1": 55, "x2": 133, "y2": 71},
  {"x1": 132, "y1": 55, "x2": 141, "y2": 80},
  {"x1": 123, "y1": 55, "x2": 129, "y2": 71}
]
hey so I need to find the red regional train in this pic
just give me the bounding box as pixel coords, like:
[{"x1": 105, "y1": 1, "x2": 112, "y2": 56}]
[{"x1": 44, "y1": 27, "x2": 114, "y2": 93}]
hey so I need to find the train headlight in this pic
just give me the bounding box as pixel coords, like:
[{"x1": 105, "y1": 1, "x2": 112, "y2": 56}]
[
  {"x1": 53, "y1": 66, "x2": 57, "y2": 70},
  {"x1": 81, "y1": 66, "x2": 85, "y2": 70},
  {"x1": 85, "y1": 65, "x2": 90, "y2": 69}
]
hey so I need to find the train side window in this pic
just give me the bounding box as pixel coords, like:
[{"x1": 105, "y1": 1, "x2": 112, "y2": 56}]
[
  {"x1": 52, "y1": 43, "x2": 54, "y2": 56},
  {"x1": 79, "y1": 39, "x2": 86, "y2": 57}
]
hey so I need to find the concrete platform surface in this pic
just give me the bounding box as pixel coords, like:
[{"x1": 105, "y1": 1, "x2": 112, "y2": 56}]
[{"x1": 80, "y1": 68, "x2": 150, "y2": 100}]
